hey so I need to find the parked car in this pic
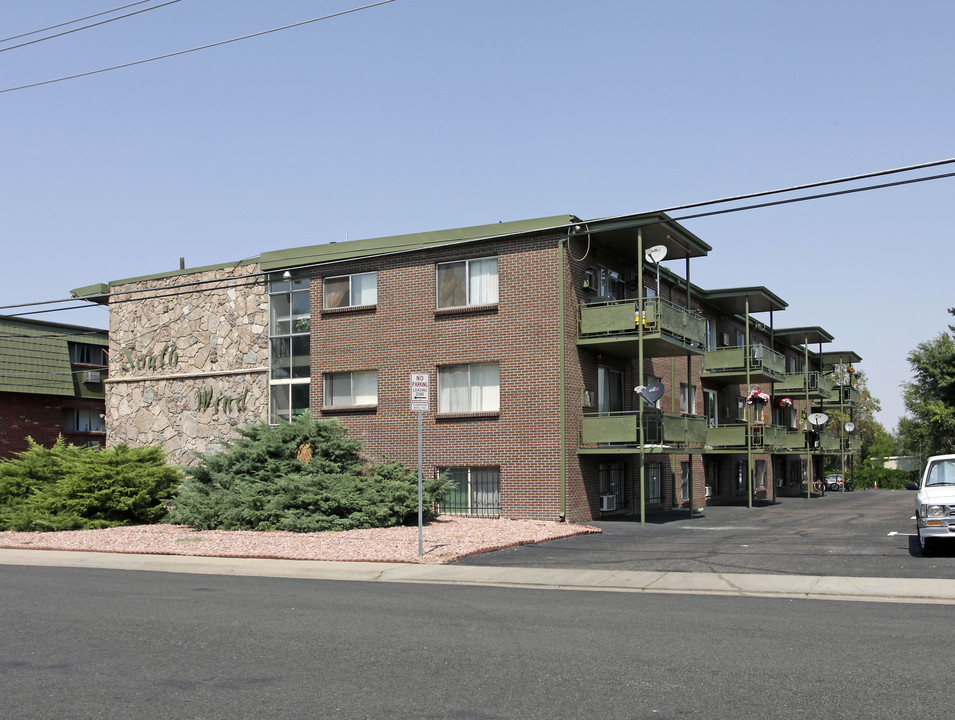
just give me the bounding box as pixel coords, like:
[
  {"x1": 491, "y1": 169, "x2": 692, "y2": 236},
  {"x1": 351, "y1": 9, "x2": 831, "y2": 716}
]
[
  {"x1": 825, "y1": 474, "x2": 844, "y2": 491},
  {"x1": 906, "y1": 454, "x2": 955, "y2": 555}
]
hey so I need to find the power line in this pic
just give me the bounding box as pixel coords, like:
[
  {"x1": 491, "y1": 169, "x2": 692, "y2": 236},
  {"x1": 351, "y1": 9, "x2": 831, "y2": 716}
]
[
  {"x1": 0, "y1": 0, "x2": 159, "y2": 43},
  {"x1": 0, "y1": 156, "x2": 953, "y2": 317},
  {"x1": 0, "y1": 0, "x2": 398, "y2": 94},
  {"x1": 0, "y1": 1, "x2": 182, "y2": 54}
]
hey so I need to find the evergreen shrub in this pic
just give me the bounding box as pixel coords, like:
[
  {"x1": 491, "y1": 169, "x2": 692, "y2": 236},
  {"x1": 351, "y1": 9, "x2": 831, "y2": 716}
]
[
  {"x1": 165, "y1": 415, "x2": 451, "y2": 532},
  {"x1": 0, "y1": 438, "x2": 181, "y2": 531}
]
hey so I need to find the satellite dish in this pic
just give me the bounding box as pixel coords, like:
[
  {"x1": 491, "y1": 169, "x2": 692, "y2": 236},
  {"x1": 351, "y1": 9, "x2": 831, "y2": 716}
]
[
  {"x1": 845, "y1": 422, "x2": 855, "y2": 433},
  {"x1": 807, "y1": 412, "x2": 829, "y2": 427},
  {"x1": 645, "y1": 245, "x2": 668, "y2": 264},
  {"x1": 639, "y1": 382, "x2": 665, "y2": 404}
]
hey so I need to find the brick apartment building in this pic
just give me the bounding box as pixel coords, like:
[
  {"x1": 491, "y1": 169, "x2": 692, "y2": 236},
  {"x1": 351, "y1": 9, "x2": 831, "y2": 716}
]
[
  {"x1": 0, "y1": 315, "x2": 108, "y2": 458},
  {"x1": 72, "y1": 211, "x2": 861, "y2": 522}
]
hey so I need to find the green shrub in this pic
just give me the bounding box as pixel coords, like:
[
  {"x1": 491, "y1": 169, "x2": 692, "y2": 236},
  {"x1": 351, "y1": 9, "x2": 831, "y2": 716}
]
[
  {"x1": 165, "y1": 415, "x2": 452, "y2": 532},
  {"x1": 0, "y1": 438, "x2": 181, "y2": 531}
]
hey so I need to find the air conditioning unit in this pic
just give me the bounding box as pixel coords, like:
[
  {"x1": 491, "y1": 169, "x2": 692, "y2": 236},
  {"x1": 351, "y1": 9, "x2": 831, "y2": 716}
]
[
  {"x1": 600, "y1": 495, "x2": 616, "y2": 512},
  {"x1": 83, "y1": 370, "x2": 102, "y2": 383},
  {"x1": 721, "y1": 332, "x2": 731, "y2": 346},
  {"x1": 705, "y1": 486, "x2": 713, "y2": 499}
]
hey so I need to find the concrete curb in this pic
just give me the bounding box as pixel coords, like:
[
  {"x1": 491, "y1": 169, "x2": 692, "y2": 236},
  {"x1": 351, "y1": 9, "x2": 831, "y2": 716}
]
[{"x1": 3, "y1": 548, "x2": 955, "y2": 605}]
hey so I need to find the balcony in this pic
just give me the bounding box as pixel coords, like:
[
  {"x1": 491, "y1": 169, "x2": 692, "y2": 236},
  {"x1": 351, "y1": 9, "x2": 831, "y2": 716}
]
[
  {"x1": 773, "y1": 371, "x2": 833, "y2": 399},
  {"x1": 701, "y1": 344, "x2": 785, "y2": 385},
  {"x1": 578, "y1": 296, "x2": 705, "y2": 358},
  {"x1": 705, "y1": 423, "x2": 787, "y2": 451},
  {"x1": 818, "y1": 385, "x2": 861, "y2": 408},
  {"x1": 579, "y1": 410, "x2": 707, "y2": 451}
]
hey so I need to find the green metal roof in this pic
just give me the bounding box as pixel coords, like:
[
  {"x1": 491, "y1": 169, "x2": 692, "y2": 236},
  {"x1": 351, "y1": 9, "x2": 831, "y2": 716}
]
[
  {"x1": 819, "y1": 350, "x2": 862, "y2": 366},
  {"x1": 0, "y1": 315, "x2": 107, "y2": 397},
  {"x1": 259, "y1": 215, "x2": 578, "y2": 272}
]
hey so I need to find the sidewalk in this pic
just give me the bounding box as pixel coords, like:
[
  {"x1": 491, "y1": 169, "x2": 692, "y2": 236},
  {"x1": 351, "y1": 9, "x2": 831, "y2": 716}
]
[{"x1": 3, "y1": 547, "x2": 954, "y2": 605}]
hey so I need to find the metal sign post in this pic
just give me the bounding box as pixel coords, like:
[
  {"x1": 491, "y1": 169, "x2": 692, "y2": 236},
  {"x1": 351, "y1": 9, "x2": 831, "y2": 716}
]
[{"x1": 410, "y1": 373, "x2": 429, "y2": 556}]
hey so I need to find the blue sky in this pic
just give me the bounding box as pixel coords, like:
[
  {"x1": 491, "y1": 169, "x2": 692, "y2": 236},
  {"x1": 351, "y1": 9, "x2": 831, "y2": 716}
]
[{"x1": 2, "y1": 0, "x2": 953, "y2": 429}]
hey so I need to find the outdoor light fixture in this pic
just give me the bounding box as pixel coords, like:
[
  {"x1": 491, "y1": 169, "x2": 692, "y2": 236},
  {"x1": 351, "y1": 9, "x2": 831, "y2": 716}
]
[{"x1": 282, "y1": 271, "x2": 292, "y2": 280}]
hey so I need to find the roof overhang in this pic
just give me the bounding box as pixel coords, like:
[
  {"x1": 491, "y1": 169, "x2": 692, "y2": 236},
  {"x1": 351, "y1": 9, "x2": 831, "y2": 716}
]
[
  {"x1": 701, "y1": 287, "x2": 788, "y2": 315},
  {"x1": 819, "y1": 350, "x2": 862, "y2": 366},
  {"x1": 774, "y1": 326, "x2": 834, "y2": 346},
  {"x1": 579, "y1": 212, "x2": 711, "y2": 265}
]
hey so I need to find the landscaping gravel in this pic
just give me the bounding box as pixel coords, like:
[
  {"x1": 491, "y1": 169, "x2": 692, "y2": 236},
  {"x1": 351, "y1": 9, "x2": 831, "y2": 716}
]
[{"x1": 0, "y1": 517, "x2": 600, "y2": 564}]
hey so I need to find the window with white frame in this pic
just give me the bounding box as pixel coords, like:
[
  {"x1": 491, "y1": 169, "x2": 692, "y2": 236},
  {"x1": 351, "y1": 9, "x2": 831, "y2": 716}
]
[
  {"x1": 269, "y1": 276, "x2": 311, "y2": 422},
  {"x1": 681, "y1": 461, "x2": 691, "y2": 500},
  {"x1": 437, "y1": 362, "x2": 499, "y2": 413},
  {"x1": 438, "y1": 466, "x2": 500, "y2": 515},
  {"x1": 705, "y1": 319, "x2": 717, "y2": 350},
  {"x1": 323, "y1": 272, "x2": 377, "y2": 309},
  {"x1": 68, "y1": 342, "x2": 106, "y2": 366},
  {"x1": 437, "y1": 257, "x2": 498, "y2": 309},
  {"x1": 756, "y1": 459, "x2": 767, "y2": 489},
  {"x1": 680, "y1": 383, "x2": 696, "y2": 414},
  {"x1": 62, "y1": 408, "x2": 104, "y2": 433},
  {"x1": 323, "y1": 370, "x2": 377, "y2": 407}
]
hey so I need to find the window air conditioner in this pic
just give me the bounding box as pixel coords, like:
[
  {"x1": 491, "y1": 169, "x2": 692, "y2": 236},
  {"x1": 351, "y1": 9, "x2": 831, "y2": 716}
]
[
  {"x1": 83, "y1": 370, "x2": 102, "y2": 383},
  {"x1": 721, "y1": 333, "x2": 731, "y2": 346},
  {"x1": 705, "y1": 486, "x2": 713, "y2": 499},
  {"x1": 600, "y1": 495, "x2": 616, "y2": 512}
]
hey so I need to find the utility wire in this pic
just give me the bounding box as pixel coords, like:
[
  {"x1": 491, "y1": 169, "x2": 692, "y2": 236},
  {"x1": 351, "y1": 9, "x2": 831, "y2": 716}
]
[
  {"x1": 0, "y1": 0, "x2": 182, "y2": 54},
  {"x1": 0, "y1": 0, "x2": 398, "y2": 94},
  {"x1": 0, "y1": 156, "x2": 953, "y2": 316},
  {"x1": 0, "y1": 0, "x2": 159, "y2": 43}
]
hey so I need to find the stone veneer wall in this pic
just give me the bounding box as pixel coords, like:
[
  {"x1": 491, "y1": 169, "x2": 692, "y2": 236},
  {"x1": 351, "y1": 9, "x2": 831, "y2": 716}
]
[{"x1": 106, "y1": 264, "x2": 269, "y2": 465}]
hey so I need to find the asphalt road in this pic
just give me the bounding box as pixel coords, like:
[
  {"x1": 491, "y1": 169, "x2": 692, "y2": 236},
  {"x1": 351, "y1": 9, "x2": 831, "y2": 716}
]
[
  {"x1": 454, "y1": 489, "x2": 955, "y2": 579},
  {"x1": 2, "y1": 564, "x2": 950, "y2": 720}
]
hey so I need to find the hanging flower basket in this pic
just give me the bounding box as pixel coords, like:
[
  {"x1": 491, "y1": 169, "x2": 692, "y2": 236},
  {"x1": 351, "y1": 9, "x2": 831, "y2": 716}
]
[
  {"x1": 746, "y1": 387, "x2": 770, "y2": 406},
  {"x1": 776, "y1": 397, "x2": 793, "y2": 409}
]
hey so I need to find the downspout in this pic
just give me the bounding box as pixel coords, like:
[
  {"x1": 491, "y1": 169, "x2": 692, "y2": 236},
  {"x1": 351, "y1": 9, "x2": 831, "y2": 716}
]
[
  {"x1": 745, "y1": 295, "x2": 753, "y2": 509},
  {"x1": 558, "y1": 235, "x2": 567, "y2": 521},
  {"x1": 686, "y1": 255, "x2": 694, "y2": 518},
  {"x1": 770, "y1": 310, "x2": 776, "y2": 505},
  {"x1": 804, "y1": 335, "x2": 811, "y2": 500},
  {"x1": 638, "y1": 228, "x2": 646, "y2": 526}
]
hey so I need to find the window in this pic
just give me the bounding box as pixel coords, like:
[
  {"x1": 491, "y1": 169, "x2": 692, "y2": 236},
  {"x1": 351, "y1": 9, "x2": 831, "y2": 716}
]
[
  {"x1": 680, "y1": 383, "x2": 696, "y2": 414},
  {"x1": 705, "y1": 319, "x2": 717, "y2": 351},
  {"x1": 597, "y1": 366, "x2": 623, "y2": 415},
  {"x1": 439, "y1": 467, "x2": 500, "y2": 516},
  {"x1": 735, "y1": 329, "x2": 746, "y2": 347},
  {"x1": 269, "y1": 276, "x2": 311, "y2": 421},
  {"x1": 599, "y1": 463, "x2": 626, "y2": 508},
  {"x1": 736, "y1": 461, "x2": 746, "y2": 493},
  {"x1": 63, "y1": 408, "x2": 104, "y2": 433},
  {"x1": 437, "y1": 362, "x2": 499, "y2": 413},
  {"x1": 69, "y1": 343, "x2": 106, "y2": 365},
  {"x1": 681, "y1": 461, "x2": 691, "y2": 500},
  {"x1": 703, "y1": 389, "x2": 718, "y2": 427},
  {"x1": 596, "y1": 267, "x2": 625, "y2": 300},
  {"x1": 756, "y1": 460, "x2": 767, "y2": 490},
  {"x1": 323, "y1": 370, "x2": 377, "y2": 407},
  {"x1": 437, "y1": 257, "x2": 498, "y2": 309},
  {"x1": 323, "y1": 272, "x2": 377, "y2": 309},
  {"x1": 646, "y1": 463, "x2": 663, "y2": 504}
]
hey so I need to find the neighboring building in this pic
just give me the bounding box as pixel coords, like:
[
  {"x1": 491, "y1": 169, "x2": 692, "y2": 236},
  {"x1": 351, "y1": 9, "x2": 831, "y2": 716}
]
[
  {"x1": 71, "y1": 212, "x2": 862, "y2": 522},
  {"x1": 0, "y1": 315, "x2": 108, "y2": 457}
]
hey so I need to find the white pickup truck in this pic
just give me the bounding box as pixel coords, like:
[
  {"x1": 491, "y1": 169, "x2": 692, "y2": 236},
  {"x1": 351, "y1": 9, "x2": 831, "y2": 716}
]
[{"x1": 908, "y1": 454, "x2": 955, "y2": 555}]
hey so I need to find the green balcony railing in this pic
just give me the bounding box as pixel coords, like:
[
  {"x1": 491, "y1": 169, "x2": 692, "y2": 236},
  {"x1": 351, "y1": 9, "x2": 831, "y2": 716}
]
[
  {"x1": 773, "y1": 371, "x2": 833, "y2": 397},
  {"x1": 819, "y1": 385, "x2": 861, "y2": 407},
  {"x1": 702, "y1": 343, "x2": 786, "y2": 382},
  {"x1": 580, "y1": 411, "x2": 706, "y2": 448},
  {"x1": 705, "y1": 423, "x2": 786, "y2": 450},
  {"x1": 579, "y1": 296, "x2": 706, "y2": 348}
]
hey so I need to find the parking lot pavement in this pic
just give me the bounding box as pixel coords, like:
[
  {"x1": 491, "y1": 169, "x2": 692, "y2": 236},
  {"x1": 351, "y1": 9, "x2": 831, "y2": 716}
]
[{"x1": 453, "y1": 489, "x2": 955, "y2": 579}]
